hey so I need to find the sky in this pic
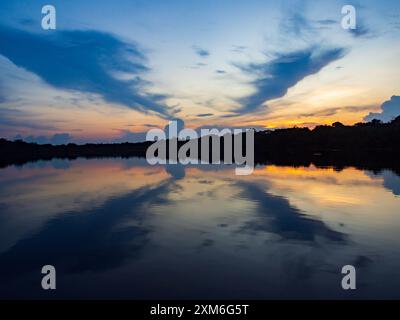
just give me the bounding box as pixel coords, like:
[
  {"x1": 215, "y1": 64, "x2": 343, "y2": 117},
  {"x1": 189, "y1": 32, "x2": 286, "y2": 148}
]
[{"x1": 0, "y1": 0, "x2": 400, "y2": 144}]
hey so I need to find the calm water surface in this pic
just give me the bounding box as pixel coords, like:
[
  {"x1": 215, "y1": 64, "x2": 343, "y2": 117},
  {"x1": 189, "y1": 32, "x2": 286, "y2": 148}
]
[{"x1": 0, "y1": 158, "x2": 400, "y2": 299}]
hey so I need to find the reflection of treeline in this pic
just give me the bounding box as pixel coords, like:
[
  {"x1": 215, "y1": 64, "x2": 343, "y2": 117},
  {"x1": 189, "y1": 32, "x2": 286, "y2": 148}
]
[{"x1": 1, "y1": 117, "x2": 400, "y2": 173}]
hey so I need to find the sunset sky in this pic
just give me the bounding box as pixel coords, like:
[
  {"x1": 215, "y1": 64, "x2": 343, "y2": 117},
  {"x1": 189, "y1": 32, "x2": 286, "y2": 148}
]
[{"x1": 1, "y1": 0, "x2": 400, "y2": 144}]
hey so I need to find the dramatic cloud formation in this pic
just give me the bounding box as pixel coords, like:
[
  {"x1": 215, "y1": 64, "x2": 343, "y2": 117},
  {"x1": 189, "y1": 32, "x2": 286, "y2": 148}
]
[
  {"x1": 0, "y1": 25, "x2": 174, "y2": 118},
  {"x1": 364, "y1": 96, "x2": 400, "y2": 122},
  {"x1": 234, "y1": 47, "x2": 346, "y2": 114}
]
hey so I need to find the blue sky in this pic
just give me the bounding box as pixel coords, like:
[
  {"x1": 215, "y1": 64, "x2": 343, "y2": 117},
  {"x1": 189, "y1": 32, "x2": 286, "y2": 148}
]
[{"x1": 0, "y1": 0, "x2": 400, "y2": 143}]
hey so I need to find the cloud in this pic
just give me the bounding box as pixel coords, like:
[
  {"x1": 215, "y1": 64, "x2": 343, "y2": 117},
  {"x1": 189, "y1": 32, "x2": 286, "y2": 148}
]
[
  {"x1": 346, "y1": 5, "x2": 371, "y2": 38},
  {"x1": 316, "y1": 19, "x2": 337, "y2": 26},
  {"x1": 364, "y1": 96, "x2": 400, "y2": 122},
  {"x1": 196, "y1": 113, "x2": 214, "y2": 117},
  {"x1": 19, "y1": 18, "x2": 36, "y2": 26},
  {"x1": 50, "y1": 133, "x2": 71, "y2": 145},
  {"x1": 14, "y1": 133, "x2": 72, "y2": 145},
  {"x1": 164, "y1": 118, "x2": 185, "y2": 138},
  {"x1": 113, "y1": 130, "x2": 148, "y2": 143},
  {"x1": 190, "y1": 62, "x2": 207, "y2": 69},
  {"x1": 192, "y1": 46, "x2": 210, "y2": 57},
  {"x1": 349, "y1": 23, "x2": 370, "y2": 38},
  {"x1": 231, "y1": 45, "x2": 247, "y2": 54},
  {"x1": 298, "y1": 105, "x2": 376, "y2": 118},
  {"x1": 282, "y1": 12, "x2": 312, "y2": 37},
  {"x1": 233, "y1": 46, "x2": 346, "y2": 114},
  {"x1": 0, "y1": 108, "x2": 59, "y2": 131},
  {"x1": 279, "y1": 5, "x2": 328, "y2": 39},
  {"x1": 143, "y1": 123, "x2": 160, "y2": 128},
  {"x1": 215, "y1": 70, "x2": 226, "y2": 74},
  {"x1": 0, "y1": 25, "x2": 175, "y2": 118}
]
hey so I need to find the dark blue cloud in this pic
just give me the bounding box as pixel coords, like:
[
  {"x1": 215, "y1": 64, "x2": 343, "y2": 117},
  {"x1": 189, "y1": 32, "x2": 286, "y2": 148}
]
[
  {"x1": 113, "y1": 130, "x2": 147, "y2": 143},
  {"x1": 164, "y1": 118, "x2": 184, "y2": 139},
  {"x1": 364, "y1": 96, "x2": 400, "y2": 122},
  {"x1": 196, "y1": 113, "x2": 214, "y2": 117},
  {"x1": 349, "y1": 23, "x2": 369, "y2": 37},
  {"x1": 50, "y1": 133, "x2": 71, "y2": 145},
  {"x1": 192, "y1": 46, "x2": 210, "y2": 57},
  {"x1": 233, "y1": 47, "x2": 346, "y2": 114},
  {"x1": 0, "y1": 25, "x2": 174, "y2": 118},
  {"x1": 14, "y1": 133, "x2": 72, "y2": 145},
  {"x1": 143, "y1": 123, "x2": 160, "y2": 128}
]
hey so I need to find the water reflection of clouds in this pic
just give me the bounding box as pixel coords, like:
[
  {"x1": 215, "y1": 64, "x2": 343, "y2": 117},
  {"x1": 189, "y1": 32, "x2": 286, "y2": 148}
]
[
  {"x1": 1, "y1": 159, "x2": 400, "y2": 298},
  {"x1": 0, "y1": 159, "x2": 169, "y2": 254},
  {"x1": 0, "y1": 180, "x2": 174, "y2": 278},
  {"x1": 366, "y1": 169, "x2": 400, "y2": 196},
  {"x1": 234, "y1": 180, "x2": 346, "y2": 243}
]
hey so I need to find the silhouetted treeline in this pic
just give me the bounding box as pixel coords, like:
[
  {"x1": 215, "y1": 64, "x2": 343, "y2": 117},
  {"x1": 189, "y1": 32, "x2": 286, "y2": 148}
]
[
  {"x1": 252, "y1": 117, "x2": 400, "y2": 171},
  {"x1": 0, "y1": 139, "x2": 151, "y2": 168},
  {"x1": 254, "y1": 117, "x2": 400, "y2": 155},
  {"x1": 1, "y1": 117, "x2": 400, "y2": 173}
]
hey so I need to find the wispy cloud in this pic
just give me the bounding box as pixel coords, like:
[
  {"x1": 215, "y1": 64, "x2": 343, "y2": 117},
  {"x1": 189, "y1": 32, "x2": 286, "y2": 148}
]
[
  {"x1": 0, "y1": 25, "x2": 175, "y2": 118},
  {"x1": 316, "y1": 19, "x2": 337, "y2": 26},
  {"x1": 192, "y1": 46, "x2": 210, "y2": 58},
  {"x1": 346, "y1": 4, "x2": 372, "y2": 38},
  {"x1": 0, "y1": 108, "x2": 60, "y2": 131},
  {"x1": 233, "y1": 46, "x2": 346, "y2": 115},
  {"x1": 298, "y1": 105, "x2": 376, "y2": 118},
  {"x1": 231, "y1": 45, "x2": 247, "y2": 54},
  {"x1": 282, "y1": 12, "x2": 312, "y2": 37},
  {"x1": 349, "y1": 23, "x2": 370, "y2": 38},
  {"x1": 196, "y1": 113, "x2": 214, "y2": 117}
]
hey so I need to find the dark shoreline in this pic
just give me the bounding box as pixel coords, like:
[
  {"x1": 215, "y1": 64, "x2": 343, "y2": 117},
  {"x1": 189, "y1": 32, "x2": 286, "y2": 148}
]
[
  {"x1": 1, "y1": 140, "x2": 399, "y2": 176},
  {"x1": 2, "y1": 119, "x2": 400, "y2": 172}
]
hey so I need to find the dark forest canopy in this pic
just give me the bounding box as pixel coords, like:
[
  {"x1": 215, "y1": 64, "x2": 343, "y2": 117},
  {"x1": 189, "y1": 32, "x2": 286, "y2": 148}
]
[{"x1": 254, "y1": 116, "x2": 400, "y2": 152}]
